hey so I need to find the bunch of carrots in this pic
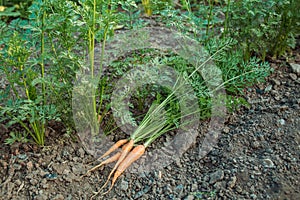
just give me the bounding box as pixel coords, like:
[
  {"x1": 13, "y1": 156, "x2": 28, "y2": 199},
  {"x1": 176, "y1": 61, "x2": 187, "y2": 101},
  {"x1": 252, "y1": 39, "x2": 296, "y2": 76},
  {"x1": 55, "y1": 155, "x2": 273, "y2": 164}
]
[
  {"x1": 84, "y1": 102, "x2": 175, "y2": 198},
  {"x1": 84, "y1": 80, "x2": 201, "y2": 198},
  {"x1": 84, "y1": 47, "x2": 225, "y2": 198}
]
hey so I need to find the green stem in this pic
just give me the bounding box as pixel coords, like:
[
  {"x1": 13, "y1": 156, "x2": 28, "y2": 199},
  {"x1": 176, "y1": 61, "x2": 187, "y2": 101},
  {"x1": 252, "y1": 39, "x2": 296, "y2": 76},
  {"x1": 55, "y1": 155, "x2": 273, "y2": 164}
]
[
  {"x1": 222, "y1": 0, "x2": 231, "y2": 38},
  {"x1": 206, "y1": 0, "x2": 214, "y2": 41},
  {"x1": 213, "y1": 70, "x2": 255, "y2": 92},
  {"x1": 41, "y1": 10, "x2": 46, "y2": 105},
  {"x1": 183, "y1": 0, "x2": 192, "y2": 15}
]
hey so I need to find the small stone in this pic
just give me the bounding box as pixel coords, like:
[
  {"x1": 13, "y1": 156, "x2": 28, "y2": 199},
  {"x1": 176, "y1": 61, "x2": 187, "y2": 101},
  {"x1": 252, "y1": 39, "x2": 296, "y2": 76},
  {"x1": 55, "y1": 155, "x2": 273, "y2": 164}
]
[
  {"x1": 35, "y1": 194, "x2": 47, "y2": 200},
  {"x1": 209, "y1": 169, "x2": 224, "y2": 184},
  {"x1": 44, "y1": 173, "x2": 58, "y2": 180},
  {"x1": 236, "y1": 185, "x2": 243, "y2": 193},
  {"x1": 185, "y1": 194, "x2": 195, "y2": 200},
  {"x1": 64, "y1": 172, "x2": 77, "y2": 182},
  {"x1": 175, "y1": 158, "x2": 182, "y2": 168},
  {"x1": 53, "y1": 194, "x2": 64, "y2": 200},
  {"x1": 274, "y1": 95, "x2": 280, "y2": 101},
  {"x1": 223, "y1": 126, "x2": 230, "y2": 133},
  {"x1": 56, "y1": 154, "x2": 61, "y2": 161},
  {"x1": 289, "y1": 73, "x2": 297, "y2": 81},
  {"x1": 290, "y1": 63, "x2": 300, "y2": 75},
  {"x1": 15, "y1": 179, "x2": 22, "y2": 186},
  {"x1": 62, "y1": 169, "x2": 70, "y2": 175},
  {"x1": 72, "y1": 157, "x2": 79, "y2": 162},
  {"x1": 250, "y1": 193, "x2": 257, "y2": 199},
  {"x1": 78, "y1": 148, "x2": 85, "y2": 158},
  {"x1": 191, "y1": 183, "x2": 198, "y2": 191},
  {"x1": 71, "y1": 163, "x2": 85, "y2": 175},
  {"x1": 38, "y1": 169, "x2": 47, "y2": 177},
  {"x1": 262, "y1": 158, "x2": 275, "y2": 168},
  {"x1": 278, "y1": 119, "x2": 285, "y2": 125},
  {"x1": 280, "y1": 105, "x2": 289, "y2": 111},
  {"x1": 27, "y1": 161, "x2": 34, "y2": 171},
  {"x1": 13, "y1": 164, "x2": 22, "y2": 170},
  {"x1": 30, "y1": 179, "x2": 38, "y2": 185},
  {"x1": 17, "y1": 154, "x2": 28, "y2": 160},
  {"x1": 251, "y1": 141, "x2": 260, "y2": 149},
  {"x1": 271, "y1": 79, "x2": 281, "y2": 86},
  {"x1": 175, "y1": 184, "x2": 184, "y2": 194},
  {"x1": 120, "y1": 180, "x2": 129, "y2": 191},
  {"x1": 227, "y1": 176, "x2": 237, "y2": 188}
]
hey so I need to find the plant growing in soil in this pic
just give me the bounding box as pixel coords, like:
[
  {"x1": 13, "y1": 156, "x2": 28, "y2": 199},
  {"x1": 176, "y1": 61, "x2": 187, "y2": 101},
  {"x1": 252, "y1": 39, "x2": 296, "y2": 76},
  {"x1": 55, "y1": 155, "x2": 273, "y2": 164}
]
[
  {"x1": 0, "y1": 0, "x2": 274, "y2": 148},
  {"x1": 0, "y1": 0, "x2": 120, "y2": 144},
  {"x1": 4, "y1": 131, "x2": 29, "y2": 145},
  {"x1": 227, "y1": 0, "x2": 300, "y2": 60},
  {"x1": 0, "y1": 18, "x2": 60, "y2": 145},
  {"x1": 84, "y1": 41, "x2": 272, "y2": 197}
]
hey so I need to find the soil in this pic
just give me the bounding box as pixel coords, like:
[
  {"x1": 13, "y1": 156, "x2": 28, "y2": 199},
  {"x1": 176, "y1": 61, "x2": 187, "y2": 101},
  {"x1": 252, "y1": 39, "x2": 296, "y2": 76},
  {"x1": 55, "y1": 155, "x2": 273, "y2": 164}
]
[{"x1": 1, "y1": 46, "x2": 300, "y2": 199}]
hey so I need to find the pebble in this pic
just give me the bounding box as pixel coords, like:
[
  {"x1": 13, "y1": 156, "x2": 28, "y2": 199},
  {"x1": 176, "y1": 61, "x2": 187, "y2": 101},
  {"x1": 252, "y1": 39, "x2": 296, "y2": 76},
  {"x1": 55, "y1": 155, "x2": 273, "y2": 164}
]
[
  {"x1": 184, "y1": 194, "x2": 195, "y2": 200},
  {"x1": 78, "y1": 148, "x2": 85, "y2": 158},
  {"x1": 278, "y1": 119, "x2": 285, "y2": 125},
  {"x1": 15, "y1": 179, "x2": 22, "y2": 186},
  {"x1": 13, "y1": 164, "x2": 22, "y2": 170},
  {"x1": 289, "y1": 73, "x2": 297, "y2": 81},
  {"x1": 251, "y1": 141, "x2": 260, "y2": 149},
  {"x1": 17, "y1": 154, "x2": 28, "y2": 160},
  {"x1": 53, "y1": 194, "x2": 64, "y2": 200},
  {"x1": 44, "y1": 173, "x2": 58, "y2": 180},
  {"x1": 227, "y1": 176, "x2": 237, "y2": 188},
  {"x1": 262, "y1": 158, "x2": 275, "y2": 168},
  {"x1": 175, "y1": 184, "x2": 184, "y2": 194},
  {"x1": 35, "y1": 194, "x2": 47, "y2": 200},
  {"x1": 209, "y1": 169, "x2": 224, "y2": 184},
  {"x1": 30, "y1": 179, "x2": 38, "y2": 185},
  {"x1": 274, "y1": 95, "x2": 280, "y2": 101},
  {"x1": 271, "y1": 79, "x2": 281, "y2": 86},
  {"x1": 71, "y1": 164, "x2": 84, "y2": 175},
  {"x1": 236, "y1": 185, "x2": 243, "y2": 193},
  {"x1": 191, "y1": 183, "x2": 198, "y2": 191},
  {"x1": 250, "y1": 193, "x2": 257, "y2": 199},
  {"x1": 120, "y1": 180, "x2": 129, "y2": 191},
  {"x1": 27, "y1": 161, "x2": 34, "y2": 171},
  {"x1": 289, "y1": 63, "x2": 300, "y2": 75},
  {"x1": 223, "y1": 126, "x2": 230, "y2": 133}
]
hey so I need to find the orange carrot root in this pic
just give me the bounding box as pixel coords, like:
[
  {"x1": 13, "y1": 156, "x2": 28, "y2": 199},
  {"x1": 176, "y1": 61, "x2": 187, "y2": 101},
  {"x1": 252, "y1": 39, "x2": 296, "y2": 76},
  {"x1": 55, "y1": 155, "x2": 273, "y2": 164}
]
[
  {"x1": 82, "y1": 140, "x2": 127, "y2": 179},
  {"x1": 87, "y1": 152, "x2": 121, "y2": 174},
  {"x1": 102, "y1": 144, "x2": 146, "y2": 195},
  {"x1": 98, "y1": 139, "x2": 134, "y2": 192},
  {"x1": 99, "y1": 139, "x2": 128, "y2": 160}
]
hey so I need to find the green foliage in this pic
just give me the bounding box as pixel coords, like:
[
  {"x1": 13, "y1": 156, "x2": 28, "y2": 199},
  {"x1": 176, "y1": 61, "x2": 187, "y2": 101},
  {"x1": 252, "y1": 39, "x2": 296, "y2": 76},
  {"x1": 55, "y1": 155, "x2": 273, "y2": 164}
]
[
  {"x1": 0, "y1": 0, "x2": 33, "y2": 20},
  {"x1": 228, "y1": 0, "x2": 300, "y2": 60},
  {"x1": 4, "y1": 131, "x2": 29, "y2": 145},
  {"x1": 0, "y1": 0, "x2": 278, "y2": 146}
]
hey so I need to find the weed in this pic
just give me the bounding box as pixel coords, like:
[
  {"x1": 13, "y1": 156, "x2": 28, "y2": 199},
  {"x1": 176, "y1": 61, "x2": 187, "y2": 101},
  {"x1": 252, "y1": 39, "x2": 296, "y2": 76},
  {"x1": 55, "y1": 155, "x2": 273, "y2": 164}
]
[{"x1": 4, "y1": 131, "x2": 29, "y2": 145}]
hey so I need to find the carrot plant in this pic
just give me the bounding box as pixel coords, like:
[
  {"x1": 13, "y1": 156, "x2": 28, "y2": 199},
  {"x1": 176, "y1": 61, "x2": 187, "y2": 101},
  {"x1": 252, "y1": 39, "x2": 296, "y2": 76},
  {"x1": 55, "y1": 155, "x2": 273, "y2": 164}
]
[
  {"x1": 1, "y1": 0, "x2": 121, "y2": 144},
  {"x1": 227, "y1": 0, "x2": 300, "y2": 60}
]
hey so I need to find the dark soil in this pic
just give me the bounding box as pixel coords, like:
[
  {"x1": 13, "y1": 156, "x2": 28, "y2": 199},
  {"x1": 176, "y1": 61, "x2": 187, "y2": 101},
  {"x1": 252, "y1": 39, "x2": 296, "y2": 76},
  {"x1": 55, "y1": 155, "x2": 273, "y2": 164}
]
[{"x1": 1, "y1": 50, "x2": 300, "y2": 199}]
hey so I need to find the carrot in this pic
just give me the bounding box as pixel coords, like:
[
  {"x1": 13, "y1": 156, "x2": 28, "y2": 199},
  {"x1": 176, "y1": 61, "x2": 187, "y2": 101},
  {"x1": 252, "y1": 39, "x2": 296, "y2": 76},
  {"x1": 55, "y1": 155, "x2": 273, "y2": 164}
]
[
  {"x1": 99, "y1": 139, "x2": 128, "y2": 160},
  {"x1": 94, "y1": 139, "x2": 134, "y2": 194},
  {"x1": 87, "y1": 152, "x2": 121, "y2": 174},
  {"x1": 81, "y1": 152, "x2": 122, "y2": 179},
  {"x1": 103, "y1": 144, "x2": 146, "y2": 195}
]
